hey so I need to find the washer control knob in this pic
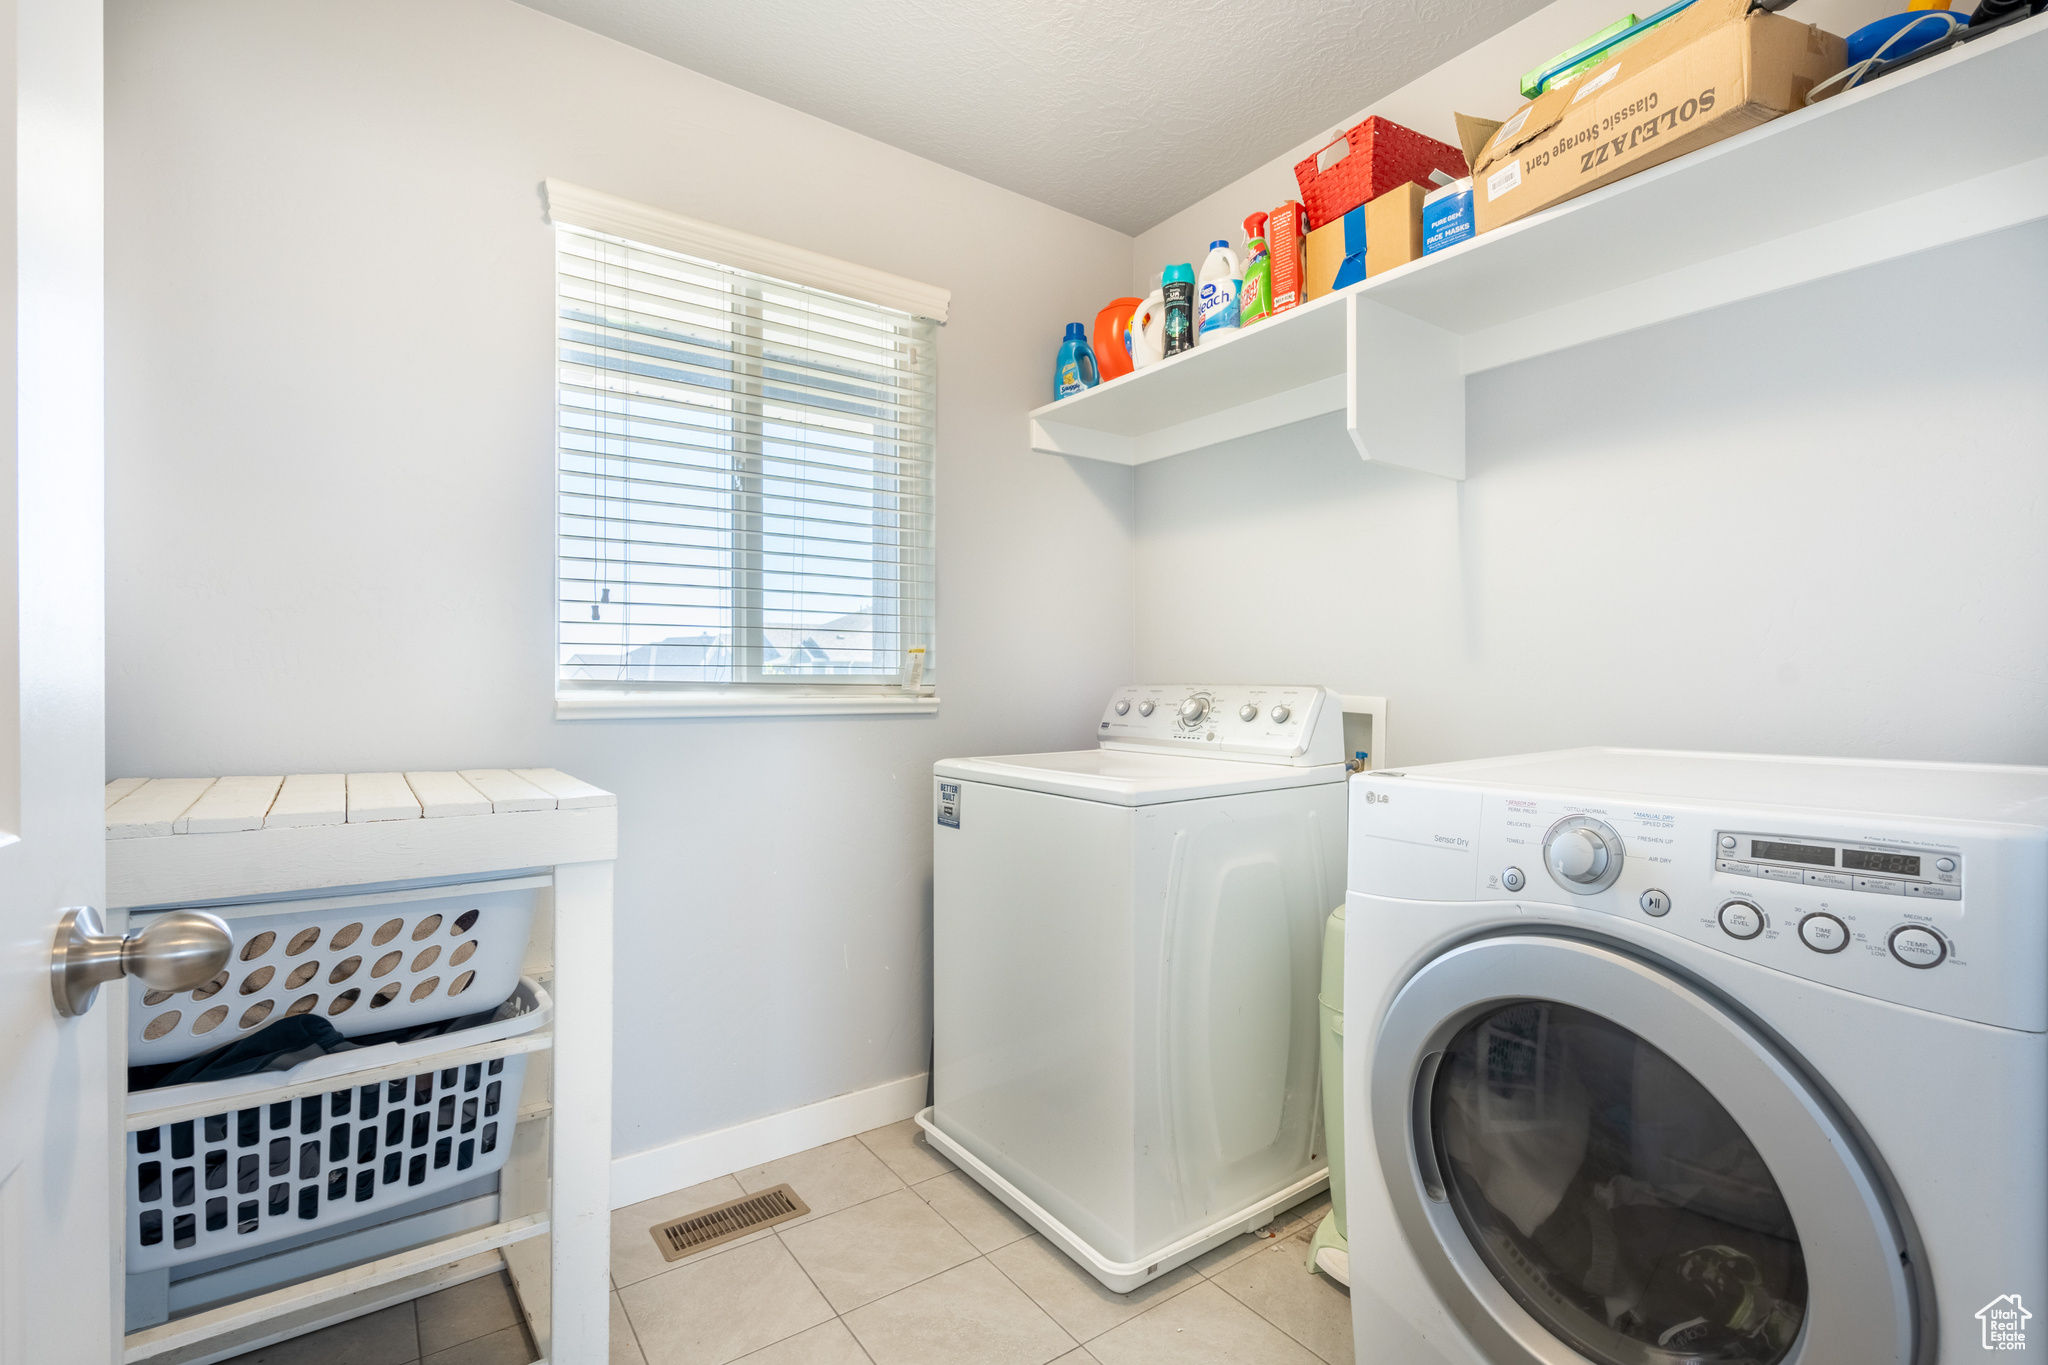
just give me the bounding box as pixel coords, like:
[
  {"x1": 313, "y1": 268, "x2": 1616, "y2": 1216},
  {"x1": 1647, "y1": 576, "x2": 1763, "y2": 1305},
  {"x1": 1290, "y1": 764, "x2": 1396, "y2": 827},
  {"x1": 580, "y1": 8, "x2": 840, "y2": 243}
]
[
  {"x1": 1639, "y1": 889, "x2": 1671, "y2": 917},
  {"x1": 1548, "y1": 830, "x2": 1609, "y2": 884},
  {"x1": 1500, "y1": 867, "x2": 1526, "y2": 892},
  {"x1": 1798, "y1": 912, "x2": 1849, "y2": 953},
  {"x1": 1115, "y1": 700, "x2": 1130, "y2": 715},
  {"x1": 1888, "y1": 924, "x2": 1947, "y2": 969},
  {"x1": 1271, "y1": 704, "x2": 1291, "y2": 723},
  {"x1": 1240, "y1": 704, "x2": 1259, "y2": 722},
  {"x1": 1138, "y1": 701, "x2": 1154, "y2": 716},
  {"x1": 1720, "y1": 835, "x2": 1737, "y2": 850},
  {"x1": 1180, "y1": 696, "x2": 1209, "y2": 725},
  {"x1": 1935, "y1": 857, "x2": 1957, "y2": 873},
  {"x1": 1718, "y1": 901, "x2": 1764, "y2": 940}
]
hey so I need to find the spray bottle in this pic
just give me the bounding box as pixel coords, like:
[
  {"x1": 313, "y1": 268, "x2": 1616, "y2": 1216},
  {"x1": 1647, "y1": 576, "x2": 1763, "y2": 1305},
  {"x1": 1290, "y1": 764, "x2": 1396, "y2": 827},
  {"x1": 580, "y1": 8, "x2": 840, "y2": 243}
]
[{"x1": 1239, "y1": 214, "x2": 1273, "y2": 327}]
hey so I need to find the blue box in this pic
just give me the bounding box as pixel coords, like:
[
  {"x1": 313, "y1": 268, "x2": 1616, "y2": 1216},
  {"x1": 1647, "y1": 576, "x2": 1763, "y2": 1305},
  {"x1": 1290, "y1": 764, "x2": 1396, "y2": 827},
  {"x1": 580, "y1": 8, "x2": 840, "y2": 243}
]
[{"x1": 1423, "y1": 179, "x2": 1474, "y2": 255}]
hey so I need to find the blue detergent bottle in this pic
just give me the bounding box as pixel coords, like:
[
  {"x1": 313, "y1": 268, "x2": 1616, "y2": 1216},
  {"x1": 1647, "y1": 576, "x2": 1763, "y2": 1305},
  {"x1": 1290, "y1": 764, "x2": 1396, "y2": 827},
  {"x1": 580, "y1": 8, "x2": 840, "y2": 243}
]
[{"x1": 1054, "y1": 322, "x2": 1099, "y2": 400}]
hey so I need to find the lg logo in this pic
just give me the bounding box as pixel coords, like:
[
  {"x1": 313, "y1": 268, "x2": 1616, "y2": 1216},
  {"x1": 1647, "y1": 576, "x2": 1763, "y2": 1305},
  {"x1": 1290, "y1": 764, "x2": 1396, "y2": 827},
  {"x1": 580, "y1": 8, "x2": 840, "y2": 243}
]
[{"x1": 1362, "y1": 791, "x2": 1389, "y2": 805}]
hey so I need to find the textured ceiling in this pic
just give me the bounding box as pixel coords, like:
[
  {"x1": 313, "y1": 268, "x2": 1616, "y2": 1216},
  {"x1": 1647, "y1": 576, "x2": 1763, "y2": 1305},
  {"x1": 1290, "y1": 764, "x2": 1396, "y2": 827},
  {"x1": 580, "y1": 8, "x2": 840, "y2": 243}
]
[{"x1": 513, "y1": 0, "x2": 1552, "y2": 235}]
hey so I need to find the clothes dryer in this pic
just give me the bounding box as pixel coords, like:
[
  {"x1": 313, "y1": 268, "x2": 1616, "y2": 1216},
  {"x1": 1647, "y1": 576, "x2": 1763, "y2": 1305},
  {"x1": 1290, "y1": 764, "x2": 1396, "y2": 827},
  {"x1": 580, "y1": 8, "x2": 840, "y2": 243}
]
[
  {"x1": 920, "y1": 685, "x2": 1346, "y2": 1291},
  {"x1": 1344, "y1": 748, "x2": 2047, "y2": 1365}
]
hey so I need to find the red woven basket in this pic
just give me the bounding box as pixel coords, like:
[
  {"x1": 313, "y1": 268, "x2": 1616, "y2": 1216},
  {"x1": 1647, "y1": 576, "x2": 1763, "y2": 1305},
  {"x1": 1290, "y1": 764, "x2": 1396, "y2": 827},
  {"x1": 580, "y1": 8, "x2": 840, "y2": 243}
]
[{"x1": 1292, "y1": 116, "x2": 1469, "y2": 231}]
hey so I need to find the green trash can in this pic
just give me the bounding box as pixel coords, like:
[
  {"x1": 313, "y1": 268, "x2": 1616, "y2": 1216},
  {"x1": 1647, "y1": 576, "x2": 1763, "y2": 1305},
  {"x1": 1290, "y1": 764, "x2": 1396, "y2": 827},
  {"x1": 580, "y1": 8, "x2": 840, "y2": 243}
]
[{"x1": 1307, "y1": 904, "x2": 1349, "y2": 1282}]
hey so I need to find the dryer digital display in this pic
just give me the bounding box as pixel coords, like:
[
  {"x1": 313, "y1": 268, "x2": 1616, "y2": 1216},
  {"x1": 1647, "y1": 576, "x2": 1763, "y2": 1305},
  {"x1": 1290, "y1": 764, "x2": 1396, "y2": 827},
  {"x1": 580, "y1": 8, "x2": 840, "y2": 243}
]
[
  {"x1": 1751, "y1": 839, "x2": 1835, "y2": 867},
  {"x1": 1843, "y1": 848, "x2": 1922, "y2": 878}
]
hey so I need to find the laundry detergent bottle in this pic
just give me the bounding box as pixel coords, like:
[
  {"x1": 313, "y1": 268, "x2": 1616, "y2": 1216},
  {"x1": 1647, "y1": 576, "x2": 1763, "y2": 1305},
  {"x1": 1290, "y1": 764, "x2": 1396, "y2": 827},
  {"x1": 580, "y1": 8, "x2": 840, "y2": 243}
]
[
  {"x1": 1128, "y1": 290, "x2": 1167, "y2": 369},
  {"x1": 1197, "y1": 239, "x2": 1242, "y2": 337},
  {"x1": 1053, "y1": 323, "x2": 1099, "y2": 400}
]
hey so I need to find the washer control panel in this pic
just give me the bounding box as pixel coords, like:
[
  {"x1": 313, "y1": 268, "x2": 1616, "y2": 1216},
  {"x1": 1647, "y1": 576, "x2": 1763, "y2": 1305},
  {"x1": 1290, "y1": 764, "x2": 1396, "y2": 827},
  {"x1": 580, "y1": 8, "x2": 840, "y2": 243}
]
[{"x1": 1098, "y1": 685, "x2": 1342, "y2": 766}]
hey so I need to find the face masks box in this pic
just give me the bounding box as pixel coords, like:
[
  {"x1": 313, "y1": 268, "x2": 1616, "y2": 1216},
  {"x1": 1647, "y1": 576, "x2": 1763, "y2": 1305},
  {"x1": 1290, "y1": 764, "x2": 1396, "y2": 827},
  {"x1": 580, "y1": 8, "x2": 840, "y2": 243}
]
[{"x1": 1472, "y1": 0, "x2": 1844, "y2": 234}]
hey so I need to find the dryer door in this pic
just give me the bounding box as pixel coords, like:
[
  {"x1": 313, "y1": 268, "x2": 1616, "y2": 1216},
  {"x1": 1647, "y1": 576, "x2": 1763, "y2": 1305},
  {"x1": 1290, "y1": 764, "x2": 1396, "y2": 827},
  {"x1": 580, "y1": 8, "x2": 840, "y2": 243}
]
[{"x1": 1370, "y1": 934, "x2": 1917, "y2": 1365}]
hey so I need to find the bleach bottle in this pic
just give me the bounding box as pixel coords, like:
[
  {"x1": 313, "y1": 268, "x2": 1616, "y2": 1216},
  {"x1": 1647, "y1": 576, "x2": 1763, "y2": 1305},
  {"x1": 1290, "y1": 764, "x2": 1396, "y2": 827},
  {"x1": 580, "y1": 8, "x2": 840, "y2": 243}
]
[
  {"x1": 1197, "y1": 239, "x2": 1242, "y2": 337},
  {"x1": 1053, "y1": 322, "x2": 1099, "y2": 400}
]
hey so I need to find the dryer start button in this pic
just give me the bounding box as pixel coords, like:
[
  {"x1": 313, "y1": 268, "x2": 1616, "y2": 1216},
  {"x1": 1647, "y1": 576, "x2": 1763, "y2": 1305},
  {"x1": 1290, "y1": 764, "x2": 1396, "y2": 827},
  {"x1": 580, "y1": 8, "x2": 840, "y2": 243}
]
[{"x1": 1888, "y1": 924, "x2": 1947, "y2": 969}]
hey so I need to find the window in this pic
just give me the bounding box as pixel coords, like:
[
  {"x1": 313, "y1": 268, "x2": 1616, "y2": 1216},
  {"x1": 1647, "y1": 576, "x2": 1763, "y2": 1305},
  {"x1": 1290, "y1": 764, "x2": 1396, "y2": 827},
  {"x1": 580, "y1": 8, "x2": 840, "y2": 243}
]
[{"x1": 547, "y1": 183, "x2": 945, "y2": 718}]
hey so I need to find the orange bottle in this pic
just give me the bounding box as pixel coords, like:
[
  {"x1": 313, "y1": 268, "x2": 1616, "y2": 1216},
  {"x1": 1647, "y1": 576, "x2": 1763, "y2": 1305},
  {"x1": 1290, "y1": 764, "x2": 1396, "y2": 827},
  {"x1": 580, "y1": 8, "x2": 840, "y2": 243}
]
[{"x1": 1093, "y1": 297, "x2": 1143, "y2": 381}]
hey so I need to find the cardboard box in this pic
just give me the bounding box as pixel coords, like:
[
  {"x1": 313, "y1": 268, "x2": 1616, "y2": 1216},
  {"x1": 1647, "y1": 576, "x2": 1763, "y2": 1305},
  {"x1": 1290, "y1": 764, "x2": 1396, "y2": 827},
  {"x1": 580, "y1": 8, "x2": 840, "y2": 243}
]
[
  {"x1": 1471, "y1": 0, "x2": 1843, "y2": 234},
  {"x1": 1268, "y1": 201, "x2": 1308, "y2": 315},
  {"x1": 1303, "y1": 184, "x2": 1426, "y2": 302}
]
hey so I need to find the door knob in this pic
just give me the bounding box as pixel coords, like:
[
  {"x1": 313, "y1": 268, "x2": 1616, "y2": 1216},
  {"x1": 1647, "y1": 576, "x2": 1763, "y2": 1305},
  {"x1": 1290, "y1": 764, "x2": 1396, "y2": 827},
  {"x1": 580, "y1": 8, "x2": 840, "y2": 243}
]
[{"x1": 51, "y1": 907, "x2": 232, "y2": 1018}]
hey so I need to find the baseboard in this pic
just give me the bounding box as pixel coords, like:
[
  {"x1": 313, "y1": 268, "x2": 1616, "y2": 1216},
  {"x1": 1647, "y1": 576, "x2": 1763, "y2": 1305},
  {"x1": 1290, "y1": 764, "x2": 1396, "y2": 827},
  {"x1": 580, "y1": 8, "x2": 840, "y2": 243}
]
[{"x1": 608, "y1": 1072, "x2": 928, "y2": 1210}]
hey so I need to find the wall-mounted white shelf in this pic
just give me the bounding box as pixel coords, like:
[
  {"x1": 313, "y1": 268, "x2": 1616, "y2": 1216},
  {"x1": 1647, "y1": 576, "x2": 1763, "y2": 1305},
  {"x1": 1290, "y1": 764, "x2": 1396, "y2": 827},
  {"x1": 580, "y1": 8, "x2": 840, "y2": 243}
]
[{"x1": 1031, "y1": 12, "x2": 2048, "y2": 479}]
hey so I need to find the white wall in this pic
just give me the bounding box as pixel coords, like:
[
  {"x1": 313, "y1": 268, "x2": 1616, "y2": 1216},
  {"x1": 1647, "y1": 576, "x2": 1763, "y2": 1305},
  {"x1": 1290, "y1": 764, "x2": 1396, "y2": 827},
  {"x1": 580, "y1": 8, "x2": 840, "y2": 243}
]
[
  {"x1": 1134, "y1": 218, "x2": 2048, "y2": 766},
  {"x1": 105, "y1": 0, "x2": 1136, "y2": 1162},
  {"x1": 1125, "y1": 0, "x2": 2048, "y2": 773},
  {"x1": 107, "y1": 0, "x2": 2041, "y2": 1185}
]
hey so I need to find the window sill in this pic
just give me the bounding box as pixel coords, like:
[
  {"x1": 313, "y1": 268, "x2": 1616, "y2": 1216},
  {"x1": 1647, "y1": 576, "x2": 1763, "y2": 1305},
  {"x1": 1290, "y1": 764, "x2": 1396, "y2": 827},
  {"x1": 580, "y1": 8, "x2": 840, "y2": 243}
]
[{"x1": 556, "y1": 690, "x2": 941, "y2": 721}]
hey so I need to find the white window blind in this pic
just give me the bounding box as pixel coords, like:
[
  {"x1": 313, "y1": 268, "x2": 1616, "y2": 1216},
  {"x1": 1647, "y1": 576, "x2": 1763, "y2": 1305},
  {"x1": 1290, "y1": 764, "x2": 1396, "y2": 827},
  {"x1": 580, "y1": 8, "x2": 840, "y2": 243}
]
[{"x1": 554, "y1": 225, "x2": 937, "y2": 702}]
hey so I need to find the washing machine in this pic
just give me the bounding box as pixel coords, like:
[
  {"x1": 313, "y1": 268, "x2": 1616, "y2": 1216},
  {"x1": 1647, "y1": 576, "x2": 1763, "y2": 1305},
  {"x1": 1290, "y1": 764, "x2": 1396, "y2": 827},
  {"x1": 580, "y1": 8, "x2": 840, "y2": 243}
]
[
  {"x1": 918, "y1": 684, "x2": 1346, "y2": 1292},
  {"x1": 1342, "y1": 748, "x2": 2047, "y2": 1365}
]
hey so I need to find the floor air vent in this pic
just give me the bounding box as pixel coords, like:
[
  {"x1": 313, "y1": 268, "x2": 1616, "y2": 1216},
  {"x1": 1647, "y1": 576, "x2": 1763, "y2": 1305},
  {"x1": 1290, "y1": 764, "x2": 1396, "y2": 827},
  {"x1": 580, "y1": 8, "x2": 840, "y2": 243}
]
[{"x1": 650, "y1": 1183, "x2": 810, "y2": 1262}]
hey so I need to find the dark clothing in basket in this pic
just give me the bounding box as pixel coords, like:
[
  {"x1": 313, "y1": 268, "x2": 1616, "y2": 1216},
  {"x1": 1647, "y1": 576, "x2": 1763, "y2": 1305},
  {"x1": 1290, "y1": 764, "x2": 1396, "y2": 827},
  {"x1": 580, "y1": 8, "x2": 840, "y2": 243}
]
[{"x1": 130, "y1": 999, "x2": 505, "y2": 1091}]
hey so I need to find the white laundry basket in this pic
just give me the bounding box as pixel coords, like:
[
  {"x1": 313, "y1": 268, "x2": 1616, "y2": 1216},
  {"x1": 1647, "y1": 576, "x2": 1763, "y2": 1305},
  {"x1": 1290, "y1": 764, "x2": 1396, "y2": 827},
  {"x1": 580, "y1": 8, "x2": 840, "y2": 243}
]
[
  {"x1": 125, "y1": 978, "x2": 549, "y2": 1272},
  {"x1": 128, "y1": 883, "x2": 538, "y2": 1067}
]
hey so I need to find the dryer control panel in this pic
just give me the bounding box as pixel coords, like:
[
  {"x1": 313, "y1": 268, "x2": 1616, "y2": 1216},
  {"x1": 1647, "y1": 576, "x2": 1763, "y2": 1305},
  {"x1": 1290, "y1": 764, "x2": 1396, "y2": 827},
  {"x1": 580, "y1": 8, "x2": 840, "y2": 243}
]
[
  {"x1": 1481, "y1": 793, "x2": 1992, "y2": 1021},
  {"x1": 1098, "y1": 685, "x2": 1343, "y2": 767},
  {"x1": 1345, "y1": 763, "x2": 2047, "y2": 1032}
]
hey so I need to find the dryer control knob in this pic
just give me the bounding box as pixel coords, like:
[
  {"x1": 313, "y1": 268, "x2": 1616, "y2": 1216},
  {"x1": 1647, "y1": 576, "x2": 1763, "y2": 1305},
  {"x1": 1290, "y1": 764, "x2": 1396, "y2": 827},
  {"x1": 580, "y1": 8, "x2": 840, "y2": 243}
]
[
  {"x1": 1541, "y1": 816, "x2": 1625, "y2": 894},
  {"x1": 1115, "y1": 700, "x2": 1130, "y2": 715},
  {"x1": 1271, "y1": 705, "x2": 1291, "y2": 723},
  {"x1": 1138, "y1": 701, "x2": 1154, "y2": 717},
  {"x1": 1548, "y1": 829, "x2": 1609, "y2": 883},
  {"x1": 1888, "y1": 925, "x2": 1946, "y2": 969},
  {"x1": 1719, "y1": 900, "x2": 1764, "y2": 940},
  {"x1": 1239, "y1": 704, "x2": 1259, "y2": 722},
  {"x1": 1180, "y1": 696, "x2": 1209, "y2": 725}
]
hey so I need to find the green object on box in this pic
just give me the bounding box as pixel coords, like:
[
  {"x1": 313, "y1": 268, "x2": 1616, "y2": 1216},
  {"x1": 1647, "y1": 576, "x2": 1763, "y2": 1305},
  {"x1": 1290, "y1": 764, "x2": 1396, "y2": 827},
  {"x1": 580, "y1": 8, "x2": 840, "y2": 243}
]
[{"x1": 1521, "y1": 14, "x2": 1639, "y2": 97}]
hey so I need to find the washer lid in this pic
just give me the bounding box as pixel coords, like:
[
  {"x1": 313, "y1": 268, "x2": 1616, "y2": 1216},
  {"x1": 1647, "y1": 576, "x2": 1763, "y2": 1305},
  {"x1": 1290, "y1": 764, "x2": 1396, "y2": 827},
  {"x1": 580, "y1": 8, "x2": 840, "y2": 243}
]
[{"x1": 934, "y1": 749, "x2": 1346, "y2": 805}]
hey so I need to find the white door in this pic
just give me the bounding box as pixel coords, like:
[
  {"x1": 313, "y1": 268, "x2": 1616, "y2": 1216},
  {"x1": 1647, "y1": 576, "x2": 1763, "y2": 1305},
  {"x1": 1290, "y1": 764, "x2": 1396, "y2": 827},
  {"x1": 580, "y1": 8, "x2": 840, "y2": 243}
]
[{"x1": 0, "y1": 1, "x2": 110, "y2": 1360}]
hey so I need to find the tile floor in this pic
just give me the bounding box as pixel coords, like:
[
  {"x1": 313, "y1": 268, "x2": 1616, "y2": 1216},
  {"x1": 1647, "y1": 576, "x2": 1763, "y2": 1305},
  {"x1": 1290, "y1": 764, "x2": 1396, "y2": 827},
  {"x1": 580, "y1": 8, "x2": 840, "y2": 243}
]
[
  {"x1": 225, "y1": 1119, "x2": 1351, "y2": 1365},
  {"x1": 611, "y1": 1119, "x2": 1348, "y2": 1365},
  {"x1": 219, "y1": 1269, "x2": 539, "y2": 1365}
]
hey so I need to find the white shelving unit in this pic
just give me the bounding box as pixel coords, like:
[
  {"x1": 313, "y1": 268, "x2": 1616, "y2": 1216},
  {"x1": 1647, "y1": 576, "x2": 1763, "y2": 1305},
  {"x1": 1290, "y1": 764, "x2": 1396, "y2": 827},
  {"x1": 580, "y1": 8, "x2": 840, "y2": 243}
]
[
  {"x1": 104, "y1": 769, "x2": 617, "y2": 1365},
  {"x1": 1030, "y1": 13, "x2": 2048, "y2": 478}
]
